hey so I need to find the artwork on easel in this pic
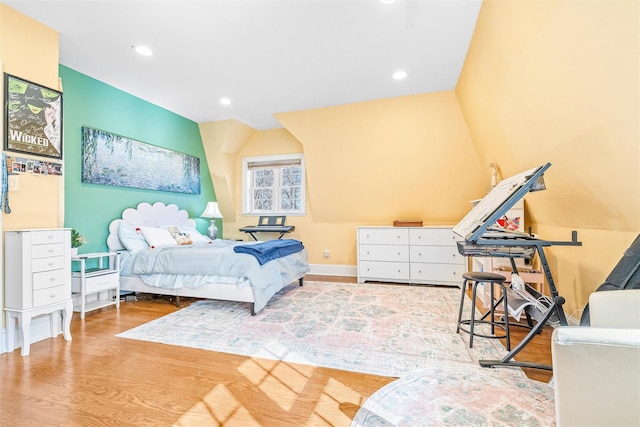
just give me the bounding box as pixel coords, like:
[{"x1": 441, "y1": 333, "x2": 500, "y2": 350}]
[{"x1": 453, "y1": 165, "x2": 545, "y2": 239}]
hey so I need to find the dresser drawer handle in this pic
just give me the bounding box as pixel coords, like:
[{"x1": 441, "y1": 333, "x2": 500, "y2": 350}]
[
  {"x1": 50, "y1": 277, "x2": 57, "y2": 282},
  {"x1": 48, "y1": 248, "x2": 54, "y2": 253},
  {"x1": 48, "y1": 234, "x2": 55, "y2": 240},
  {"x1": 49, "y1": 262, "x2": 55, "y2": 266},
  {"x1": 50, "y1": 294, "x2": 56, "y2": 299}
]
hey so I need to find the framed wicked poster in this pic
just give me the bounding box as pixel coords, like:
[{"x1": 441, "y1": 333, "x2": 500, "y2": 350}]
[{"x1": 4, "y1": 73, "x2": 63, "y2": 159}]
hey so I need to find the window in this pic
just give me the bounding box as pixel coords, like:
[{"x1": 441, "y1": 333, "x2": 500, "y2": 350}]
[{"x1": 242, "y1": 154, "x2": 306, "y2": 215}]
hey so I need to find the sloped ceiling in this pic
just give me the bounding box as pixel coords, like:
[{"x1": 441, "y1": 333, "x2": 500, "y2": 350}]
[{"x1": 3, "y1": 0, "x2": 482, "y2": 129}]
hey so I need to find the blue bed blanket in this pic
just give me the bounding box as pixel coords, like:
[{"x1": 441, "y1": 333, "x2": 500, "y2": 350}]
[{"x1": 233, "y1": 239, "x2": 305, "y2": 265}]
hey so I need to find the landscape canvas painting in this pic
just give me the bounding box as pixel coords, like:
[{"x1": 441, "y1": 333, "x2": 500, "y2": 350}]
[{"x1": 81, "y1": 127, "x2": 200, "y2": 194}]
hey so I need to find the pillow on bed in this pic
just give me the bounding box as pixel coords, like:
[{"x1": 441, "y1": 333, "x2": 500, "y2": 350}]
[
  {"x1": 139, "y1": 226, "x2": 178, "y2": 248},
  {"x1": 118, "y1": 221, "x2": 150, "y2": 251}
]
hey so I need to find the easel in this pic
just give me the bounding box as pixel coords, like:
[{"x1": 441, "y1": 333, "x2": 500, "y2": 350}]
[{"x1": 454, "y1": 163, "x2": 582, "y2": 371}]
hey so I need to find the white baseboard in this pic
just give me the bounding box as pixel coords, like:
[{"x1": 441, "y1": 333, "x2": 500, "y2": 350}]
[
  {"x1": 308, "y1": 264, "x2": 357, "y2": 277},
  {"x1": 0, "y1": 313, "x2": 63, "y2": 355}
]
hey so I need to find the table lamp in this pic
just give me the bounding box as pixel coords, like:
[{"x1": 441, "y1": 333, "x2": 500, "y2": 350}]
[{"x1": 200, "y1": 201, "x2": 223, "y2": 239}]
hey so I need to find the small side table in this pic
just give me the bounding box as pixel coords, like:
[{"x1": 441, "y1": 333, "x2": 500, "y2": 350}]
[{"x1": 71, "y1": 252, "x2": 120, "y2": 319}]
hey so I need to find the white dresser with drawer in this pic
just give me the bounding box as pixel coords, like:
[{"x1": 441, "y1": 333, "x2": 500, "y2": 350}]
[
  {"x1": 4, "y1": 229, "x2": 73, "y2": 356},
  {"x1": 357, "y1": 226, "x2": 466, "y2": 287}
]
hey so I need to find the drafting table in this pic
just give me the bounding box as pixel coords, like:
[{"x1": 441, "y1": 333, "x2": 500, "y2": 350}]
[
  {"x1": 239, "y1": 215, "x2": 295, "y2": 241},
  {"x1": 454, "y1": 163, "x2": 582, "y2": 371}
]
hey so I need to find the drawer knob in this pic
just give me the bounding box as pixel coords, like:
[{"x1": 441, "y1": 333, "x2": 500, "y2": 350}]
[
  {"x1": 48, "y1": 235, "x2": 54, "y2": 240},
  {"x1": 48, "y1": 249, "x2": 54, "y2": 253},
  {"x1": 50, "y1": 294, "x2": 56, "y2": 299},
  {"x1": 49, "y1": 262, "x2": 54, "y2": 266},
  {"x1": 50, "y1": 277, "x2": 56, "y2": 282}
]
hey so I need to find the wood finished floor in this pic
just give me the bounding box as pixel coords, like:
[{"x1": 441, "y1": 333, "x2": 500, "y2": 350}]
[{"x1": 0, "y1": 275, "x2": 553, "y2": 426}]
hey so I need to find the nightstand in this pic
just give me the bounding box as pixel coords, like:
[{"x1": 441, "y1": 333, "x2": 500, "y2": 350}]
[{"x1": 71, "y1": 252, "x2": 120, "y2": 319}]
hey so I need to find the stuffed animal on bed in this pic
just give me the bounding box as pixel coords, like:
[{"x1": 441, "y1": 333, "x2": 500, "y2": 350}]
[{"x1": 167, "y1": 226, "x2": 193, "y2": 245}]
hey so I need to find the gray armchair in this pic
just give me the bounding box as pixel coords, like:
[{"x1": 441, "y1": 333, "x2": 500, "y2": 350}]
[{"x1": 551, "y1": 289, "x2": 640, "y2": 426}]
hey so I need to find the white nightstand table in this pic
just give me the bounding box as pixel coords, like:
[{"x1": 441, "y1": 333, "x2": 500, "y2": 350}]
[{"x1": 71, "y1": 252, "x2": 120, "y2": 319}]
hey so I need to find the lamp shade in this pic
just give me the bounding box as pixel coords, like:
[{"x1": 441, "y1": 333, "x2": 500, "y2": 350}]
[{"x1": 201, "y1": 202, "x2": 223, "y2": 219}]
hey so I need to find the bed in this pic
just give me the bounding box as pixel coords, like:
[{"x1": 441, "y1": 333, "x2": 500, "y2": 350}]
[{"x1": 106, "y1": 202, "x2": 309, "y2": 315}]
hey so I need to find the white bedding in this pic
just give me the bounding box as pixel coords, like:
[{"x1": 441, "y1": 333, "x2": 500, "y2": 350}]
[
  {"x1": 121, "y1": 240, "x2": 308, "y2": 289},
  {"x1": 108, "y1": 202, "x2": 309, "y2": 314}
]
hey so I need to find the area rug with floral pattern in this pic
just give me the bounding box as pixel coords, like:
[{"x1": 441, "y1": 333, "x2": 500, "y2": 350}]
[
  {"x1": 118, "y1": 281, "x2": 514, "y2": 377},
  {"x1": 117, "y1": 281, "x2": 555, "y2": 425}
]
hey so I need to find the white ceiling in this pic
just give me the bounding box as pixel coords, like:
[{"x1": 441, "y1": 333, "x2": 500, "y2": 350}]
[{"x1": 3, "y1": 0, "x2": 482, "y2": 130}]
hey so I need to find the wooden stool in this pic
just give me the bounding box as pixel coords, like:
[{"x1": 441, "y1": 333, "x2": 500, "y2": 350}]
[{"x1": 456, "y1": 271, "x2": 511, "y2": 351}]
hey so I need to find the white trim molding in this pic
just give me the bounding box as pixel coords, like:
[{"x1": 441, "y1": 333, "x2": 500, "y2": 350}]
[{"x1": 308, "y1": 264, "x2": 357, "y2": 277}]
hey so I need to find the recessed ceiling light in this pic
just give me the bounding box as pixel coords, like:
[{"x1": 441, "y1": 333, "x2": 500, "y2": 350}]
[
  {"x1": 392, "y1": 70, "x2": 408, "y2": 80},
  {"x1": 219, "y1": 98, "x2": 231, "y2": 105},
  {"x1": 133, "y1": 45, "x2": 153, "y2": 56}
]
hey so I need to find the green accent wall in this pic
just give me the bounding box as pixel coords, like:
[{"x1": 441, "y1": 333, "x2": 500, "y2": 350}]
[{"x1": 60, "y1": 65, "x2": 218, "y2": 253}]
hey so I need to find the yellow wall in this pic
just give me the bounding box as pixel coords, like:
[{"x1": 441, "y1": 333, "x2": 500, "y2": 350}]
[
  {"x1": 456, "y1": 0, "x2": 639, "y2": 316},
  {"x1": 199, "y1": 119, "x2": 257, "y2": 225},
  {"x1": 275, "y1": 92, "x2": 485, "y2": 225},
  {"x1": 0, "y1": 4, "x2": 63, "y2": 328},
  {"x1": 0, "y1": 4, "x2": 62, "y2": 230},
  {"x1": 201, "y1": 92, "x2": 487, "y2": 266}
]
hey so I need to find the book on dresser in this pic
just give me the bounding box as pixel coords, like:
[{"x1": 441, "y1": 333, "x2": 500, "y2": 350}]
[
  {"x1": 392, "y1": 220, "x2": 424, "y2": 227},
  {"x1": 356, "y1": 226, "x2": 466, "y2": 287}
]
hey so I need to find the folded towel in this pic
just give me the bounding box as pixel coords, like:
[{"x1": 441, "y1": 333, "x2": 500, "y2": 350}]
[{"x1": 234, "y1": 239, "x2": 304, "y2": 265}]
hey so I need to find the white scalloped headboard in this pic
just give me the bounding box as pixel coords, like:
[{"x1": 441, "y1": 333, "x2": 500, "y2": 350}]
[{"x1": 107, "y1": 202, "x2": 196, "y2": 251}]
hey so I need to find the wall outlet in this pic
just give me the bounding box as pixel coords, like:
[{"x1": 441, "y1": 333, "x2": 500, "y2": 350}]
[
  {"x1": 8, "y1": 175, "x2": 19, "y2": 191},
  {"x1": 323, "y1": 249, "x2": 330, "y2": 258}
]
